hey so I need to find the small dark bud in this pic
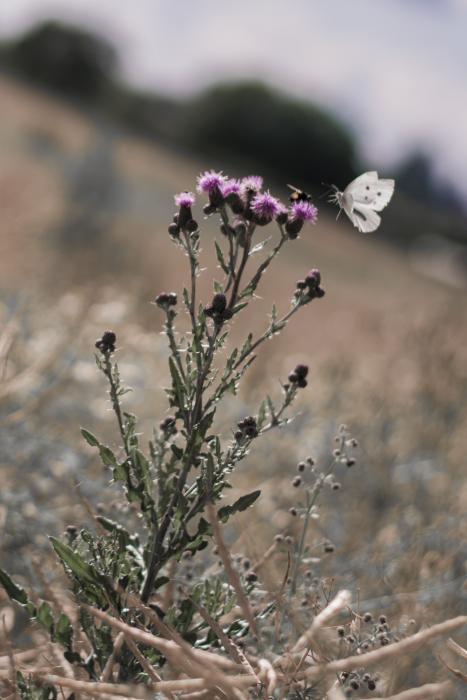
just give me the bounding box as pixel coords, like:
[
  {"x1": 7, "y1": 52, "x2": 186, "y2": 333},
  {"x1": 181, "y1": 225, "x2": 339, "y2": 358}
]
[
  {"x1": 297, "y1": 378, "x2": 308, "y2": 388},
  {"x1": 367, "y1": 680, "x2": 376, "y2": 691},
  {"x1": 350, "y1": 680, "x2": 360, "y2": 691},
  {"x1": 276, "y1": 210, "x2": 288, "y2": 225},
  {"x1": 212, "y1": 293, "x2": 227, "y2": 313},
  {"x1": 292, "y1": 476, "x2": 301, "y2": 487},
  {"x1": 285, "y1": 218, "x2": 304, "y2": 238},
  {"x1": 156, "y1": 293, "x2": 177, "y2": 310},
  {"x1": 234, "y1": 430, "x2": 243, "y2": 440},
  {"x1": 363, "y1": 612, "x2": 373, "y2": 623},
  {"x1": 66, "y1": 525, "x2": 78, "y2": 535},
  {"x1": 380, "y1": 637, "x2": 389, "y2": 646},
  {"x1": 296, "y1": 279, "x2": 307, "y2": 290},
  {"x1": 220, "y1": 223, "x2": 233, "y2": 237},
  {"x1": 346, "y1": 458, "x2": 356, "y2": 467},
  {"x1": 340, "y1": 672, "x2": 349, "y2": 681},
  {"x1": 232, "y1": 218, "x2": 247, "y2": 238},
  {"x1": 337, "y1": 626, "x2": 345, "y2": 638},
  {"x1": 305, "y1": 268, "x2": 321, "y2": 288},
  {"x1": 225, "y1": 193, "x2": 244, "y2": 215},
  {"x1": 95, "y1": 330, "x2": 116, "y2": 354},
  {"x1": 362, "y1": 674, "x2": 371, "y2": 683},
  {"x1": 168, "y1": 222, "x2": 180, "y2": 237},
  {"x1": 274, "y1": 534, "x2": 284, "y2": 543},
  {"x1": 160, "y1": 416, "x2": 177, "y2": 433},
  {"x1": 185, "y1": 218, "x2": 198, "y2": 232},
  {"x1": 307, "y1": 456, "x2": 315, "y2": 466},
  {"x1": 379, "y1": 615, "x2": 387, "y2": 624},
  {"x1": 203, "y1": 203, "x2": 217, "y2": 216},
  {"x1": 245, "y1": 571, "x2": 257, "y2": 583},
  {"x1": 324, "y1": 542, "x2": 335, "y2": 553},
  {"x1": 288, "y1": 372, "x2": 298, "y2": 383},
  {"x1": 289, "y1": 507, "x2": 297, "y2": 516},
  {"x1": 332, "y1": 482, "x2": 341, "y2": 490},
  {"x1": 245, "y1": 426, "x2": 258, "y2": 438},
  {"x1": 297, "y1": 461, "x2": 306, "y2": 472}
]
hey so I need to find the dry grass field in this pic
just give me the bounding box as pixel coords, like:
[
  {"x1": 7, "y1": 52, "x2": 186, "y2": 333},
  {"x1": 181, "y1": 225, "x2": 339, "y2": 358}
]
[{"x1": 0, "y1": 75, "x2": 466, "y2": 697}]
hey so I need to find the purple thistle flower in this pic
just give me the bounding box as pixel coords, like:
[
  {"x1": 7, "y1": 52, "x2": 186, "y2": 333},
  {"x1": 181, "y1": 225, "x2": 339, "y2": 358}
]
[
  {"x1": 174, "y1": 191, "x2": 195, "y2": 207},
  {"x1": 251, "y1": 191, "x2": 282, "y2": 224},
  {"x1": 240, "y1": 175, "x2": 264, "y2": 198},
  {"x1": 290, "y1": 200, "x2": 318, "y2": 224},
  {"x1": 196, "y1": 170, "x2": 227, "y2": 194},
  {"x1": 220, "y1": 179, "x2": 241, "y2": 198}
]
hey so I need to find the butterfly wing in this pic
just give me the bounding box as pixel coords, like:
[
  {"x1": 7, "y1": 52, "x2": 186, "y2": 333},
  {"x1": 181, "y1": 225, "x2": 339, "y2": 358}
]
[
  {"x1": 347, "y1": 204, "x2": 381, "y2": 233},
  {"x1": 345, "y1": 171, "x2": 395, "y2": 212}
]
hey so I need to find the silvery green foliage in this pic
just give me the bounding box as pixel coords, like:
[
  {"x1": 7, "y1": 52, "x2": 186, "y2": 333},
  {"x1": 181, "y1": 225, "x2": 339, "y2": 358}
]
[{"x1": 0, "y1": 173, "x2": 324, "y2": 688}]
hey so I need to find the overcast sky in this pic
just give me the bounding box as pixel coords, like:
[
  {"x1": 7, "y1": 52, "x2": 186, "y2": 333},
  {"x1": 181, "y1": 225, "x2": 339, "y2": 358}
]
[{"x1": 1, "y1": 1, "x2": 466, "y2": 201}]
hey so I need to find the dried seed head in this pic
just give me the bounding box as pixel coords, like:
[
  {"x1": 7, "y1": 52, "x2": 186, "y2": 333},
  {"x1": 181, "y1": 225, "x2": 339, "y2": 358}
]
[
  {"x1": 245, "y1": 571, "x2": 257, "y2": 583},
  {"x1": 363, "y1": 612, "x2": 373, "y2": 623},
  {"x1": 297, "y1": 461, "x2": 306, "y2": 472},
  {"x1": 292, "y1": 476, "x2": 302, "y2": 487}
]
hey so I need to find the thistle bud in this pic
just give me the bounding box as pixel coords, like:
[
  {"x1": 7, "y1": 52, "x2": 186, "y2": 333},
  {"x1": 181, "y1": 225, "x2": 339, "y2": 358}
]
[{"x1": 95, "y1": 330, "x2": 116, "y2": 354}]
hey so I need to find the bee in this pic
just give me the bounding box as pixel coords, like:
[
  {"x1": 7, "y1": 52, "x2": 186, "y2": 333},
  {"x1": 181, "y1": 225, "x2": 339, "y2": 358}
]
[{"x1": 287, "y1": 184, "x2": 313, "y2": 203}]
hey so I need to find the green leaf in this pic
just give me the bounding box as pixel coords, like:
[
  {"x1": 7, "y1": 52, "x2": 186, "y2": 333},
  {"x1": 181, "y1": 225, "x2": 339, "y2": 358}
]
[
  {"x1": 50, "y1": 537, "x2": 104, "y2": 588},
  {"x1": 99, "y1": 444, "x2": 118, "y2": 467},
  {"x1": 217, "y1": 490, "x2": 261, "y2": 523},
  {"x1": 80, "y1": 428, "x2": 100, "y2": 447},
  {"x1": 113, "y1": 461, "x2": 129, "y2": 481},
  {"x1": 0, "y1": 568, "x2": 29, "y2": 605},
  {"x1": 215, "y1": 242, "x2": 230, "y2": 275},
  {"x1": 169, "y1": 357, "x2": 185, "y2": 409},
  {"x1": 55, "y1": 613, "x2": 73, "y2": 647},
  {"x1": 232, "y1": 302, "x2": 248, "y2": 316},
  {"x1": 37, "y1": 601, "x2": 54, "y2": 633}
]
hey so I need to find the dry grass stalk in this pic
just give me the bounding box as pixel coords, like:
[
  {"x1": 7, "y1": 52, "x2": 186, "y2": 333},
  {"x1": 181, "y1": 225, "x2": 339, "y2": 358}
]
[
  {"x1": 302, "y1": 614, "x2": 467, "y2": 679},
  {"x1": 101, "y1": 631, "x2": 125, "y2": 682},
  {"x1": 1, "y1": 614, "x2": 19, "y2": 700},
  {"x1": 446, "y1": 637, "x2": 467, "y2": 661},
  {"x1": 36, "y1": 672, "x2": 209, "y2": 698},
  {"x1": 291, "y1": 589, "x2": 351, "y2": 653},
  {"x1": 192, "y1": 598, "x2": 251, "y2": 669},
  {"x1": 359, "y1": 679, "x2": 453, "y2": 700},
  {"x1": 206, "y1": 503, "x2": 258, "y2": 638},
  {"x1": 83, "y1": 605, "x2": 255, "y2": 700}
]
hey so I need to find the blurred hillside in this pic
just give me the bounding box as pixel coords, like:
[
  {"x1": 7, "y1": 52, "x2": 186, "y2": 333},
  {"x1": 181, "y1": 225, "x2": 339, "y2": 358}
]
[
  {"x1": 0, "y1": 20, "x2": 466, "y2": 650},
  {"x1": 1, "y1": 20, "x2": 466, "y2": 258}
]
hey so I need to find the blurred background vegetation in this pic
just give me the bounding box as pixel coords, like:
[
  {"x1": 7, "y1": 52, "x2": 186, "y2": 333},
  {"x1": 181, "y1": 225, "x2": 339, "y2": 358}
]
[{"x1": 0, "y1": 14, "x2": 465, "y2": 663}]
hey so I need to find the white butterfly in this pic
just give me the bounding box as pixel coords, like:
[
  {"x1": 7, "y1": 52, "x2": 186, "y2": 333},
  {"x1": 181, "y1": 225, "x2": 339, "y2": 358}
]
[{"x1": 328, "y1": 171, "x2": 395, "y2": 233}]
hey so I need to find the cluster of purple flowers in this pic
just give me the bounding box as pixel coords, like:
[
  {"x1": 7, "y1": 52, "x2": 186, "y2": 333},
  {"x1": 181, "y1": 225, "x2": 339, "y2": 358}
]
[{"x1": 170, "y1": 170, "x2": 318, "y2": 239}]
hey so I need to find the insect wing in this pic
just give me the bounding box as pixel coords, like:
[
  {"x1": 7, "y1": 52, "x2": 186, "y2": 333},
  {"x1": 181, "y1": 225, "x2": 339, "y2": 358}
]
[
  {"x1": 347, "y1": 204, "x2": 381, "y2": 233},
  {"x1": 345, "y1": 171, "x2": 394, "y2": 212}
]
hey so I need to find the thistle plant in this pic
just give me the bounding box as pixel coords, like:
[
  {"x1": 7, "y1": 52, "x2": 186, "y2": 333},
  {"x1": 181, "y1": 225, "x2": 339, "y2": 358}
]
[{"x1": 1, "y1": 171, "x2": 464, "y2": 700}]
